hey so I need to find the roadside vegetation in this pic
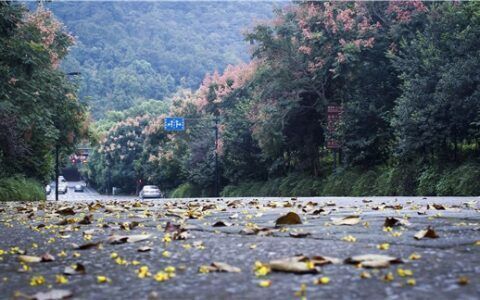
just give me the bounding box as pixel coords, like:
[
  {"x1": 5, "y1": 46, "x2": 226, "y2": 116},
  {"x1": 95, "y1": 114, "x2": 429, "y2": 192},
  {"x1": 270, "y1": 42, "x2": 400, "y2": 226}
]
[
  {"x1": 2, "y1": 1, "x2": 478, "y2": 199},
  {"x1": 85, "y1": 1, "x2": 480, "y2": 197},
  {"x1": 0, "y1": 176, "x2": 45, "y2": 202},
  {"x1": 0, "y1": 3, "x2": 88, "y2": 200}
]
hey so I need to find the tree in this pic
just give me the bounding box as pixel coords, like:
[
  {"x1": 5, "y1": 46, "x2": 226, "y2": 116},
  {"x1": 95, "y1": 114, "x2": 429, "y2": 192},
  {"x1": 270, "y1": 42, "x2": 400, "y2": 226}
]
[
  {"x1": 392, "y1": 1, "x2": 480, "y2": 162},
  {"x1": 0, "y1": 3, "x2": 87, "y2": 182}
]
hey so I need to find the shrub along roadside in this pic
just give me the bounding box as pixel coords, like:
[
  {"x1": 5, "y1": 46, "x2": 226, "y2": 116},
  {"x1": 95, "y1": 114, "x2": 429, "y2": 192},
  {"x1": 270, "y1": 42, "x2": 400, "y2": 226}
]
[
  {"x1": 218, "y1": 162, "x2": 480, "y2": 197},
  {"x1": 0, "y1": 176, "x2": 46, "y2": 201}
]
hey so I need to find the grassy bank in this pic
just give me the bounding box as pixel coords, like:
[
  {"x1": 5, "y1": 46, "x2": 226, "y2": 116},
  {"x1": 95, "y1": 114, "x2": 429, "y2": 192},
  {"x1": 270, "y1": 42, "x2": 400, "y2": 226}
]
[
  {"x1": 0, "y1": 176, "x2": 46, "y2": 201},
  {"x1": 219, "y1": 162, "x2": 480, "y2": 197}
]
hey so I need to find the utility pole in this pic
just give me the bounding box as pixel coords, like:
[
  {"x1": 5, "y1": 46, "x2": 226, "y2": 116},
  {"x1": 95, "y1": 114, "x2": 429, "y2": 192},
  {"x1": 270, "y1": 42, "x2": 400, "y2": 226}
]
[
  {"x1": 55, "y1": 145, "x2": 59, "y2": 201},
  {"x1": 214, "y1": 116, "x2": 219, "y2": 197}
]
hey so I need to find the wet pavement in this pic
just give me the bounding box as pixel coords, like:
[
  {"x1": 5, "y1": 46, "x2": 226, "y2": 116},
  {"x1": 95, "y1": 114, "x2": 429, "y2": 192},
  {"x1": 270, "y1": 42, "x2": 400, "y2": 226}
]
[{"x1": 0, "y1": 197, "x2": 479, "y2": 299}]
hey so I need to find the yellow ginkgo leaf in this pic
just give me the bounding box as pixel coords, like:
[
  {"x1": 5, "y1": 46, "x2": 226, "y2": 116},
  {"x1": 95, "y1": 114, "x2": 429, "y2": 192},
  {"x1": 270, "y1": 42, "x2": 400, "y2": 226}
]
[
  {"x1": 341, "y1": 235, "x2": 356, "y2": 243},
  {"x1": 55, "y1": 275, "x2": 68, "y2": 284},
  {"x1": 377, "y1": 243, "x2": 390, "y2": 250},
  {"x1": 314, "y1": 277, "x2": 330, "y2": 285},
  {"x1": 258, "y1": 280, "x2": 271, "y2": 288},
  {"x1": 97, "y1": 275, "x2": 110, "y2": 284},
  {"x1": 154, "y1": 272, "x2": 170, "y2": 282},
  {"x1": 30, "y1": 275, "x2": 45, "y2": 286},
  {"x1": 383, "y1": 272, "x2": 394, "y2": 282},
  {"x1": 408, "y1": 253, "x2": 421, "y2": 260}
]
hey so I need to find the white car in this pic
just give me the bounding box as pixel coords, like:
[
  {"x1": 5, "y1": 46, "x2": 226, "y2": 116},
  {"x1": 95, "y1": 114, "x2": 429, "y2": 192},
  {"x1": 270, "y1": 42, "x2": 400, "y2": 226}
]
[
  {"x1": 45, "y1": 184, "x2": 51, "y2": 195},
  {"x1": 74, "y1": 184, "x2": 84, "y2": 192},
  {"x1": 58, "y1": 183, "x2": 68, "y2": 194},
  {"x1": 139, "y1": 185, "x2": 162, "y2": 199}
]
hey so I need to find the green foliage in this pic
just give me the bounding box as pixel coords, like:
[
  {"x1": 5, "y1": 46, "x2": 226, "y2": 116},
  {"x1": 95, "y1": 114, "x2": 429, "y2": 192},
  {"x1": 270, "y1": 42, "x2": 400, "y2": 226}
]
[
  {"x1": 0, "y1": 175, "x2": 45, "y2": 201},
  {"x1": 416, "y1": 166, "x2": 442, "y2": 196},
  {"x1": 86, "y1": 1, "x2": 480, "y2": 197},
  {"x1": 0, "y1": 3, "x2": 87, "y2": 184},
  {"x1": 222, "y1": 161, "x2": 480, "y2": 197},
  {"x1": 392, "y1": 2, "x2": 480, "y2": 161},
  {"x1": 436, "y1": 163, "x2": 480, "y2": 196},
  {"x1": 351, "y1": 170, "x2": 381, "y2": 196},
  {"x1": 169, "y1": 183, "x2": 200, "y2": 198},
  {"x1": 42, "y1": 1, "x2": 274, "y2": 118}
]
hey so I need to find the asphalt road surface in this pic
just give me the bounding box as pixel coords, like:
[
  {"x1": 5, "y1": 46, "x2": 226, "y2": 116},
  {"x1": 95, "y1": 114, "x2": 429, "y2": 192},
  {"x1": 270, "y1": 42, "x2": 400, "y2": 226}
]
[
  {"x1": 47, "y1": 181, "x2": 134, "y2": 202},
  {"x1": 0, "y1": 196, "x2": 478, "y2": 299}
]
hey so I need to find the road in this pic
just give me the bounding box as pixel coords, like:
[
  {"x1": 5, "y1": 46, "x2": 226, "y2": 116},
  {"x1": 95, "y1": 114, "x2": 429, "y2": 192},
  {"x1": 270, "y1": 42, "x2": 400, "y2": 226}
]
[
  {"x1": 0, "y1": 196, "x2": 478, "y2": 299},
  {"x1": 47, "y1": 181, "x2": 134, "y2": 201}
]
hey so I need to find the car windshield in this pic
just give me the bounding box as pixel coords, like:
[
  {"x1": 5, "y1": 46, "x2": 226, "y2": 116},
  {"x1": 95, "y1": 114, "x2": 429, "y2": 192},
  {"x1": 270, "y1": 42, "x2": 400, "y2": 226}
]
[{"x1": 144, "y1": 186, "x2": 159, "y2": 191}]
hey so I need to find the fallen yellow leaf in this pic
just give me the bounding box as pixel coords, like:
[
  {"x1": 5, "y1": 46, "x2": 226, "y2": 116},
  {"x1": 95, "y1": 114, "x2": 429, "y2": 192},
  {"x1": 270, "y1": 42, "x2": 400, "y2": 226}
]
[
  {"x1": 30, "y1": 275, "x2": 45, "y2": 286},
  {"x1": 383, "y1": 272, "x2": 394, "y2": 282},
  {"x1": 315, "y1": 277, "x2": 330, "y2": 285},
  {"x1": 341, "y1": 235, "x2": 356, "y2": 243},
  {"x1": 408, "y1": 253, "x2": 421, "y2": 260},
  {"x1": 377, "y1": 243, "x2": 390, "y2": 250},
  {"x1": 258, "y1": 280, "x2": 271, "y2": 288},
  {"x1": 97, "y1": 275, "x2": 110, "y2": 284},
  {"x1": 55, "y1": 275, "x2": 68, "y2": 284}
]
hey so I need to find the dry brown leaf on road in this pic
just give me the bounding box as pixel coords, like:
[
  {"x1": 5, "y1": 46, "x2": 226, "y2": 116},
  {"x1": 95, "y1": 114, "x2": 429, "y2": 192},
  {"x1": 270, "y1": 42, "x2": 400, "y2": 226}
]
[
  {"x1": 275, "y1": 212, "x2": 302, "y2": 226},
  {"x1": 345, "y1": 254, "x2": 403, "y2": 268},
  {"x1": 414, "y1": 227, "x2": 439, "y2": 240},
  {"x1": 428, "y1": 204, "x2": 446, "y2": 210},
  {"x1": 107, "y1": 234, "x2": 151, "y2": 244},
  {"x1": 30, "y1": 289, "x2": 73, "y2": 300},
  {"x1": 63, "y1": 263, "x2": 86, "y2": 275},
  {"x1": 384, "y1": 217, "x2": 410, "y2": 227},
  {"x1": 200, "y1": 262, "x2": 242, "y2": 273},
  {"x1": 18, "y1": 255, "x2": 42, "y2": 263},
  {"x1": 78, "y1": 215, "x2": 93, "y2": 225},
  {"x1": 268, "y1": 256, "x2": 320, "y2": 274},
  {"x1": 120, "y1": 221, "x2": 140, "y2": 230},
  {"x1": 165, "y1": 221, "x2": 181, "y2": 233},
  {"x1": 56, "y1": 207, "x2": 76, "y2": 216},
  {"x1": 330, "y1": 215, "x2": 361, "y2": 226},
  {"x1": 212, "y1": 221, "x2": 233, "y2": 227},
  {"x1": 289, "y1": 232, "x2": 311, "y2": 238},
  {"x1": 211, "y1": 262, "x2": 242, "y2": 272},
  {"x1": 310, "y1": 256, "x2": 342, "y2": 266},
  {"x1": 137, "y1": 246, "x2": 152, "y2": 252},
  {"x1": 56, "y1": 218, "x2": 76, "y2": 226},
  {"x1": 41, "y1": 253, "x2": 55, "y2": 262},
  {"x1": 73, "y1": 241, "x2": 102, "y2": 250}
]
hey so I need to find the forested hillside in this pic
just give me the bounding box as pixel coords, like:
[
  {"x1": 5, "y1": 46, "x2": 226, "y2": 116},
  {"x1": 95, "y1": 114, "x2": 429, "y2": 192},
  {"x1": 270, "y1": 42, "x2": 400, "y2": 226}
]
[
  {"x1": 43, "y1": 1, "x2": 276, "y2": 118},
  {"x1": 86, "y1": 1, "x2": 480, "y2": 197}
]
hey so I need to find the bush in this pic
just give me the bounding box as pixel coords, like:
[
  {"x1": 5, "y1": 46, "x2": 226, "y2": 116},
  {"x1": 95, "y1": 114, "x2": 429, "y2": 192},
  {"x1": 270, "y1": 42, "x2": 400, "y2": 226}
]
[
  {"x1": 321, "y1": 169, "x2": 357, "y2": 196},
  {"x1": 373, "y1": 164, "x2": 418, "y2": 196},
  {"x1": 220, "y1": 161, "x2": 480, "y2": 197},
  {"x1": 416, "y1": 166, "x2": 442, "y2": 196},
  {"x1": 0, "y1": 176, "x2": 46, "y2": 201},
  {"x1": 436, "y1": 163, "x2": 480, "y2": 196},
  {"x1": 169, "y1": 183, "x2": 201, "y2": 198},
  {"x1": 351, "y1": 169, "x2": 380, "y2": 196}
]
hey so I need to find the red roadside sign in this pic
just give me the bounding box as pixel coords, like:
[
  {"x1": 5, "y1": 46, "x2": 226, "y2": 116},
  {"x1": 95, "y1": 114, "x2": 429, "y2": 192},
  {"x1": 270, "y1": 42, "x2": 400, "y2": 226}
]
[{"x1": 327, "y1": 105, "x2": 342, "y2": 149}]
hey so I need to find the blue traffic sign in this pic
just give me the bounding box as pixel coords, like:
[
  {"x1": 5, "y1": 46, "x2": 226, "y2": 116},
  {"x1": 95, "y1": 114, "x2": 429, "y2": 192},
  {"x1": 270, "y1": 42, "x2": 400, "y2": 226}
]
[{"x1": 164, "y1": 117, "x2": 185, "y2": 131}]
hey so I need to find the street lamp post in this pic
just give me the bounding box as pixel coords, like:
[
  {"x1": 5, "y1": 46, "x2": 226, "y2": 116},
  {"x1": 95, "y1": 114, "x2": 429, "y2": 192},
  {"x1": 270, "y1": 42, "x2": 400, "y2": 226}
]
[
  {"x1": 214, "y1": 116, "x2": 219, "y2": 197},
  {"x1": 53, "y1": 71, "x2": 81, "y2": 201},
  {"x1": 55, "y1": 144, "x2": 59, "y2": 201}
]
